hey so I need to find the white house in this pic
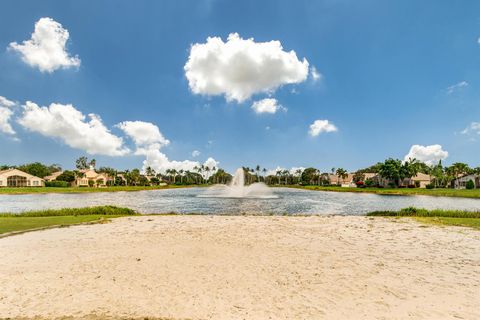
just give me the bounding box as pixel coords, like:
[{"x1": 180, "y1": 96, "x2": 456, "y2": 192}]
[
  {"x1": 0, "y1": 168, "x2": 45, "y2": 187},
  {"x1": 452, "y1": 174, "x2": 480, "y2": 189}
]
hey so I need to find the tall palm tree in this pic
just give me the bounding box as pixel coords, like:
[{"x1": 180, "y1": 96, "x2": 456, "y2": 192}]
[{"x1": 335, "y1": 168, "x2": 348, "y2": 185}]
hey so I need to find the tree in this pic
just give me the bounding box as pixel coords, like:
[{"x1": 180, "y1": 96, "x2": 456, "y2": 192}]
[
  {"x1": 56, "y1": 170, "x2": 76, "y2": 183},
  {"x1": 301, "y1": 167, "x2": 319, "y2": 185},
  {"x1": 335, "y1": 168, "x2": 348, "y2": 185},
  {"x1": 145, "y1": 166, "x2": 155, "y2": 176},
  {"x1": 352, "y1": 172, "x2": 365, "y2": 184},
  {"x1": 89, "y1": 158, "x2": 96, "y2": 169},
  {"x1": 378, "y1": 158, "x2": 402, "y2": 187},
  {"x1": 76, "y1": 156, "x2": 89, "y2": 170},
  {"x1": 18, "y1": 162, "x2": 56, "y2": 178},
  {"x1": 466, "y1": 180, "x2": 475, "y2": 189}
]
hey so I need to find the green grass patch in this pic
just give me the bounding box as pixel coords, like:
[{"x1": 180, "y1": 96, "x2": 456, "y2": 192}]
[
  {"x1": 414, "y1": 217, "x2": 480, "y2": 230},
  {"x1": 289, "y1": 185, "x2": 480, "y2": 199},
  {"x1": 0, "y1": 206, "x2": 138, "y2": 235},
  {"x1": 0, "y1": 184, "x2": 202, "y2": 195},
  {"x1": 367, "y1": 207, "x2": 480, "y2": 230}
]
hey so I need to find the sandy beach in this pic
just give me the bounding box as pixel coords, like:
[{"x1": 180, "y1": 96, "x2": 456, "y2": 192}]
[{"x1": 1, "y1": 215, "x2": 479, "y2": 319}]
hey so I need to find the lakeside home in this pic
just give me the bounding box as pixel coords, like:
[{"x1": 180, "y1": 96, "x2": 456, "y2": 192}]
[
  {"x1": 75, "y1": 168, "x2": 112, "y2": 187},
  {"x1": 0, "y1": 168, "x2": 44, "y2": 187},
  {"x1": 329, "y1": 172, "x2": 433, "y2": 188},
  {"x1": 452, "y1": 174, "x2": 480, "y2": 189}
]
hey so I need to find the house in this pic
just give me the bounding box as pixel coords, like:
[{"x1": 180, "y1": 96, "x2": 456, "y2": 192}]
[
  {"x1": 357, "y1": 172, "x2": 432, "y2": 188},
  {"x1": 0, "y1": 168, "x2": 44, "y2": 187},
  {"x1": 43, "y1": 171, "x2": 64, "y2": 182},
  {"x1": 452, "y1": 174, "x2": 480, "y2": 189},
  {"x1": 328, "y1": 173, "x2": 355, "y2": 187},
  {"x1": 406, "y1": 173, "x2": 432, "y2": 188},
  {"x1": 75, "y1": 168, "x2": 112, "y2": 187}
]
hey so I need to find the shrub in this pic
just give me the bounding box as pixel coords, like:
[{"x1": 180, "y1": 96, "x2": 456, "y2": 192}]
[
  {"x1": 45, "y1": 181, "x2": 69, "y2": 188},
  {"x1": 466, "y1": 180, "x2": 475, "y2": 190},
  {"x1": 88, "y1": 180, "x2": 95, "y2": 187},
  {"x1": 414, "y1": 181, "x2": 421, "y2": 188},
  {"x1": 364, "y1": 179, "x2": 374, "y2": 187},
  {"x1": 388, "y1": 182, "x2": 396, "y2": 188},
  {"x1": 407, "y1": 184, "x2": 415, "y2": 188},
  {"x1": 426, "y1": 184, "x2": 434, "y2": 189}
]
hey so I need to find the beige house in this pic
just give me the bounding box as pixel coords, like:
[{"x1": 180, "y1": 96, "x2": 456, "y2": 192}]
[
  {"x1": 43, "y1": 171, "x2": 64, "y2": 182},
  {"x1": 0, "y1": 168, "x2": 44, "y2": 187},
  {"x1": 75, "y1": 168, "x2": 111, "y2": 187},
  {"x1": 328, "y1": 173, "x2": 355, "y2": 187}
]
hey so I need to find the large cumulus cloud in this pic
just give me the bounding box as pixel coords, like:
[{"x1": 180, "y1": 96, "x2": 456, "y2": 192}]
[{"x1": 184, "y1": 33, "x2": 310, "y2": 103}]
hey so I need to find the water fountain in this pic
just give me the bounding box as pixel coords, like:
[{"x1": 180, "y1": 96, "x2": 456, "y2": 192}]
[{"x1": 198, "y1": 168, "x2": 278, "y2": 199}]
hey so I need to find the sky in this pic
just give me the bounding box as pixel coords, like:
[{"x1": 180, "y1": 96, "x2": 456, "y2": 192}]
[{"x1": 1, "y1": 0, "x2": 480, "y2": 174}]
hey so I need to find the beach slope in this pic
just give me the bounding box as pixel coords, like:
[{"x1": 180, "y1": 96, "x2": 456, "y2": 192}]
[{"x1": 1, "y1": 215, "x2": 479, "y2": 319}]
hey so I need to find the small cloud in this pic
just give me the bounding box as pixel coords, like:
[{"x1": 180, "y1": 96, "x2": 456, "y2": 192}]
[
  {"x1": 461, "y1": 122, "x2": 480, "y2": 136},
  {"x1": 477, "y1": 37, "x2": 480, "y2": 44},
  {"x1": 0, "y1": 96, "x2": 18, "y2": 137},
  {"x1": 446, "y1": 81, "x2": 468, "y2": 95},
  {"x1": 251, "y1": 98, "x2": 286, "y2": 114},
  {"x1": 8, "y1": 17, "x2": 80, "y2": 73},
  {"x1": 404, "y1": 144, "x2": 448, "y2": 165},
  {"x1": 265, "y1": 126, "x2": 271, "y2": 130},
  {"x1": 192, "y1": 150, "x2": 201, "y2": 157},
  {"x1": 310, "y1": 66, "x2": 322, "y2": 82},
  {"x1": 309, "y1": 119, "x2": 338, "y2": 137}
]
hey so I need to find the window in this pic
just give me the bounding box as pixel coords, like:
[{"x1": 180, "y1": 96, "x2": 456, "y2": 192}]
[
  {"x1": 0, "y1": 181, "x2": 2, "y2": 186},
  {"x1": 7, "y1": 175, "x2": 27, "y2": 187},
  {"x1": 33, "y1": 181, "x2": 39, "y2": 186}
]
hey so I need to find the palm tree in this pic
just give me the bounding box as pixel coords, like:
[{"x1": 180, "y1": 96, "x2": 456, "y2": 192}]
[{"x1": 335, "y1": 168, "x2": 348, "y2": 185}]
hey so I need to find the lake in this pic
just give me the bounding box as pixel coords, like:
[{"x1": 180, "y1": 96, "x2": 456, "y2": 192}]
[{"x1": 1, "y1": 187, "x2": 479, "y2": 215}]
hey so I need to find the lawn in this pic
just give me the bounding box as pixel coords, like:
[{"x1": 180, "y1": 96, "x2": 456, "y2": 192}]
[
  {"x1": 367, "y1": 207, "x2": 480, "y2": 230},
  {"x1": 0, "y1": 184, "x2": 200, "y2": 195},
  {"x1": 0, "y1": 206, "x2": 138, "y2": 236},
  {"x1": 291, "y1": 185, "x2": 480, "y2": 199}
]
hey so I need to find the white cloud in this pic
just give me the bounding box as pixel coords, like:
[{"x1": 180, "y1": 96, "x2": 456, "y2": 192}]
[
  {"x1": 192, "y1": 150, "x2": 201, "y2": 157},
  {"x1": 446, "y1": 81, "x2": 468, "y2": 95},
  {"x1": 0, "y1": 96, "x2": 16, "y2": 108},
  {"x1": 0, "y1": 107, "x2": 15, "y2": 136},
  {"x1": 461, "y1": 122, "x2": 480, "y2": 135},
  {"x1": 310, "y1": 66, "x2": 321, "y2": 82},
  {"x1": 309, "y1": 119, "x2": 338, "y2": 137},
  {"x1": 135, "y1": 143, "x2": 219, "y2": 175},
  {"x1": 266, "y1": 166, "x2": 305, "y2": 176},
  {"x1": 118, "y1": 121, "x2": 219, "y2": 174},
  {"x1": 116, "y1": 121, "x2": 170, "y2": 147},
  {"x1": 8, "y1": 17, "x2": 80, "y2": 73},
  {"x1": 184, "y1": 33, "x2": 310, "y2": 103},
  {"x1": 251, "y1": 98, "x2": 286, "y2": 114},
  {"x1": 0, "y1": 96, "x2": 17, "y2": 137},
  {"x1": 17, "y1": 101, "x2": 129, "y2": 156},
  {"x1": 403, "y1": 144, "x2": 448, "y2": 165}
]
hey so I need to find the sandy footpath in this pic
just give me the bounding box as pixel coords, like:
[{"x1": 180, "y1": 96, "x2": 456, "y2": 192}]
[{"x1": 0, "y1": 215, "x2": 479, "y2": 320}]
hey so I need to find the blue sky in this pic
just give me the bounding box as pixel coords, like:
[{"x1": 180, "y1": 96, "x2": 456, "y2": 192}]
[{"x1": 1, "y1": 0, "x2": 480, "y2": 173}]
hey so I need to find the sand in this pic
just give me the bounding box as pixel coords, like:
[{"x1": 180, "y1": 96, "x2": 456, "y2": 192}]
[{"x1": 0, "y1": 215, "x2": 479, "y2": 319}]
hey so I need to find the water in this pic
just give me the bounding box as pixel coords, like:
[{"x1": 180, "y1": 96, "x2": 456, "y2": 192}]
[
  {"x1": 1, "y1": 187, "x2": 479, "y2": 215},
  {"x1": 198, "y1": 168, "x2": 277, "y2": 199}
]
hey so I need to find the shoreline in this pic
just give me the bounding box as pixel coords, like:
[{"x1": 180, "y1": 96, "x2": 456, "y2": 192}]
[
  {"x1": 1, "y1": 184, "x2": 479, "y2": 199},
  {"x1": 282, "y1": 185, "x2": 480, "y2": 199},
  {"x1": 1, "y1": 215, "x2": 479, "y2": 319}
]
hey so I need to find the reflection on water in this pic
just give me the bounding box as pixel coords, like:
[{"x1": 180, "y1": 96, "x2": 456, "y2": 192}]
[{"x1": 1, "y1": 187, "x2": 479, "y2": 215}]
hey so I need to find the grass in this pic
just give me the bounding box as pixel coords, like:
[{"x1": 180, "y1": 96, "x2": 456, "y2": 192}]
[
  {"x1": 0, "y1": 184, "x2": 202, "y2": 195},
  {"x1": 0, "y1": 206, "x2": 138, "y2": 235},
  {"x1": 367, "y1": 207, "x2": 480, "y2": 230},
  {"x1": 290, "y1": 185, "x2": 480, "y2": 199}
]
